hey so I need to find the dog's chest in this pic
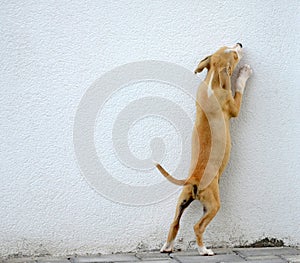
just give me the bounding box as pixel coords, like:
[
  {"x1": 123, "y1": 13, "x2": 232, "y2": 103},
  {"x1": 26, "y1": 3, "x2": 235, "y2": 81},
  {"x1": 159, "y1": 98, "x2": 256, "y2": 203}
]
[{"x1": 214, "y1": 90, "x2": 232, "y2": 118}]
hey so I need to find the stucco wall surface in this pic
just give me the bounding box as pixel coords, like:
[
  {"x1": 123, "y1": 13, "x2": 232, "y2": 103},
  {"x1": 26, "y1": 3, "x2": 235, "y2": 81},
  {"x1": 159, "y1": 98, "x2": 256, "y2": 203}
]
[{"x1": 1, "y1": 0, "x2": 299, "y2": 257}]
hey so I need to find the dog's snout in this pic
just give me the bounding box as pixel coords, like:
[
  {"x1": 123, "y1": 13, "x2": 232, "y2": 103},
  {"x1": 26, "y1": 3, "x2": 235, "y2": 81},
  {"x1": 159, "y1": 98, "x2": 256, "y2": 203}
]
[{"x1": 237, "y1": 43, "x2": 243, "y2": 48}]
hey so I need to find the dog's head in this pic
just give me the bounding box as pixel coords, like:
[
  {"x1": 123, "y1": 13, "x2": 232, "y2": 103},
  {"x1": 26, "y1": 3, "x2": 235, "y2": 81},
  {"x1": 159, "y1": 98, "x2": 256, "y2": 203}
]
[{"x1": 194, "y1": 43, "x2": 243, "y2": 78}]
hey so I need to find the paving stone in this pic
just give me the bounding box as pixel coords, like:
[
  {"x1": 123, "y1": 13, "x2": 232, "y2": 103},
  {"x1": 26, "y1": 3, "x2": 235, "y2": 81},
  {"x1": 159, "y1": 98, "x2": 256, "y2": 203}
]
[
  {"x1": 170, "y1": 250, "x2": 199, "y2": 257},
  {"x1": 234, "y1": 247, "x2": 300, "y2": 258},
  {"x1": 121, "y1": 261, "x2": 177, "y2": 263},
  {"x1": 244, "y1": 255, "x2": 286, "y2": 262},
  {"x1": 235, "y1": 261, "x2": 286, "y2": 263},
  {"x1": 136, "y1": 252, "x2": 171, "y2": 261},
  {"x1": 173, "y1": 254, "x2": 244, "y2": 263},
  {"x1": 2, "y1": 258, "x2": 36, "y2": 263},
  {"x1": 212, "y1": 248, "x2": 234, "y2": 255},
  {"x1": 138, "y1": 261, "x2": 178, "y2": 263},
  {"x1": 281, "y1": 254, "x2": 300, "y2": 263},
  {"x1": 36, "y1": 258, "x2": 70, "y2": 263},
  {"x1": 170, "y1": 248, "x2": 234, "y2": 257},
  {"x1": 70, "y1": 254, "x2": 139, "y2": 262}
]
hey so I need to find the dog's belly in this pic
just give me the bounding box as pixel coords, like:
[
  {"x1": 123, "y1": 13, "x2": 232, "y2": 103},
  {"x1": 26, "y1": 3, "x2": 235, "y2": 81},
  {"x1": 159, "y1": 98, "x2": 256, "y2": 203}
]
[
  {"x1": 218, "y1": 133, "x2": 231, "y2": 177},
  {"x1": 189, "y1": 113, "x2": 231, "y2": 183},
  {"x1": 188, "y1": 118, "x2": 211, "y2": 178}
]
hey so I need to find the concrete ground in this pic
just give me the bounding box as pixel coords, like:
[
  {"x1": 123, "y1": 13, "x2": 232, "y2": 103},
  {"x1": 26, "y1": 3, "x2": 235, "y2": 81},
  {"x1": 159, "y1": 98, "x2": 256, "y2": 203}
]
[{"x1": 2, "y1": 247, "x2": 300, "y2": 263}]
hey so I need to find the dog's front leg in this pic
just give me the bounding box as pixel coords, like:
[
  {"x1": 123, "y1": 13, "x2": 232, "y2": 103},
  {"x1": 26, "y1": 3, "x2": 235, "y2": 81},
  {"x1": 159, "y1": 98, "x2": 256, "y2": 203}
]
[{"x1": 229, "y1": 65, "x2": 252, "y2": 117}]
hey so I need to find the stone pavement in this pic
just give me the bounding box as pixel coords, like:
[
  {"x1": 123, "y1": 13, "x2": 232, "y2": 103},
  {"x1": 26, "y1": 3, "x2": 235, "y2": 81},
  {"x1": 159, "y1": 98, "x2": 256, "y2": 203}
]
[{"x1": 2, "y1": 247, "x2": 300, "y2": 263}]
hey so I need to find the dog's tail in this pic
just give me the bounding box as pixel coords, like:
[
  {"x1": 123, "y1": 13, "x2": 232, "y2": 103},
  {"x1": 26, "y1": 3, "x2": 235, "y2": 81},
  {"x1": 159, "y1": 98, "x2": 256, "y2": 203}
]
[{"x1": 154, "y1": 162, "x2": 186, "y2": 186}]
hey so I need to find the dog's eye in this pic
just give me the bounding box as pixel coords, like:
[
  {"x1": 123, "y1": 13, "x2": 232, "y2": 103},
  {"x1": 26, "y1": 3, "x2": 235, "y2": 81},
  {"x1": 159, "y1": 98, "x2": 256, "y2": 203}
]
[{"x1": 233, "y1": 53, "x2": 238, "y2": 60}]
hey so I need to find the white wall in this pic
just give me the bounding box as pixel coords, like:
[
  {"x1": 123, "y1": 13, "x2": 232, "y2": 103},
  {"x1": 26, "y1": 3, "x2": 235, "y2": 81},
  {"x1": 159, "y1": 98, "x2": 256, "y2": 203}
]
[{"x1": 1, "y1": 0, "x2": 299, "y2": 257}]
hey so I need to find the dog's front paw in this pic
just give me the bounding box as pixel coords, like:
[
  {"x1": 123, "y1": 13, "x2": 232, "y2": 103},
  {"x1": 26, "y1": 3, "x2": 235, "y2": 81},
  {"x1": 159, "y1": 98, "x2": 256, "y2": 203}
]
[
  {"x1": 160, "y1": 242, "x2": 174, "y2": 253},
  {"x1": 236, "y1": 64, "x2": 253, "y2": 94},
  {"x1": 198, "y1": 246, "x2": 214, "y2": 256},
  {"x1": 239, "y1": 64, "x2": 253, "y2": 80}
]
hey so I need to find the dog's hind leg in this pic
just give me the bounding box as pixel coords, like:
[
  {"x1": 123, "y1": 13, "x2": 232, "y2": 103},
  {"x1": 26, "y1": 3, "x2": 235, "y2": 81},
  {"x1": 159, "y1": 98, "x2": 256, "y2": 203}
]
[
  {"x1": 194, "y1": 177, "x2": 220, "y2": 256},
  {"x1": 160, "y1": 185, "x2": 194, "y2": 253}
]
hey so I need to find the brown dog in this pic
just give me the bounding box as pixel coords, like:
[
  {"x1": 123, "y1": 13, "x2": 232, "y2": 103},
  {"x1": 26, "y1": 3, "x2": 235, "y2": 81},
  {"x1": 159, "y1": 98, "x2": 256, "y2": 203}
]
[{"x1": 155, "y1": 44, "x2": 252, "y2": 256}]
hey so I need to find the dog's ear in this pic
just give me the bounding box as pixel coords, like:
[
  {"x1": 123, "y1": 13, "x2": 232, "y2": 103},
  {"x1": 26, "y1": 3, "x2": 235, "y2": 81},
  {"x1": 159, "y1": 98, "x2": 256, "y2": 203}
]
[{"x1": 194, "y1": 55, "x2": 211, "y2": 74}]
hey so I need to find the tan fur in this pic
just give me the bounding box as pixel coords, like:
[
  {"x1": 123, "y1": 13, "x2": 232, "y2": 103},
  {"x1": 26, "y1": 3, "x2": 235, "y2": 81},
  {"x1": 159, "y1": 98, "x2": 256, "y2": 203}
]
[{"x1": 157, "y1": 44, "x2": 252, "y2": 255}]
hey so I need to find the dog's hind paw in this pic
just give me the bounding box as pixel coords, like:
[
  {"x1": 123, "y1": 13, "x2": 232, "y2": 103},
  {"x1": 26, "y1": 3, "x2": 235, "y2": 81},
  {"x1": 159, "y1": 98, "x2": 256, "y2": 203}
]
[
  {"x1": 160, "y1": 242, "x2": 174, "y2": 253},
  {"x1": 198, "y1": 246, "x2": 214, "y2": 256}
]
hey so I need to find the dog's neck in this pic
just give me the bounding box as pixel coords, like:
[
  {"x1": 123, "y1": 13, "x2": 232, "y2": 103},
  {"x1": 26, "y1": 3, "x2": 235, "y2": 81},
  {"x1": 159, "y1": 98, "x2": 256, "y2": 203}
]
[
  {"x1": 205, "y1": 67, "x2": 228, "y2": 97},
  {"x1": 207, "y1": 71, "x2": 214, "y2": 97}
]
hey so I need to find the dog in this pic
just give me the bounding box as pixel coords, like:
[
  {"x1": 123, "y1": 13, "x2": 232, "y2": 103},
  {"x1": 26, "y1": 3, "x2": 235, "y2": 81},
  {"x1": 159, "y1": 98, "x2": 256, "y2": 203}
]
[{"x1": 155, "y1": 43, "x2": 252, "y2": 256}]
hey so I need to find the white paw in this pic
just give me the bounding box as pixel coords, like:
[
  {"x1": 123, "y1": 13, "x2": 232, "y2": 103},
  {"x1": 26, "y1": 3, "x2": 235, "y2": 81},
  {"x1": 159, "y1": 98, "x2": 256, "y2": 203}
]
[
  {"x1": 160, "y1": 241, "x2": 174, "y2": 253},
  {"x1": 198, "y1": 246, "x2": 214, "y2": 256},
  {"x1": 236, "y1": 64, "x2": 252, "y2": 94},
  {"x1": 238, "y1": 64, "x2": 253, "y2": 80}
]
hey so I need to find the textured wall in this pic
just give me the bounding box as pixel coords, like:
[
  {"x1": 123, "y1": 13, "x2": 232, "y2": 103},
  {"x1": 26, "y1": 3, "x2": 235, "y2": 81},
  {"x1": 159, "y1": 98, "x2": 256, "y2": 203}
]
[{"x1": 1, "y1": 0, "x2": 299, "y2": 257}]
